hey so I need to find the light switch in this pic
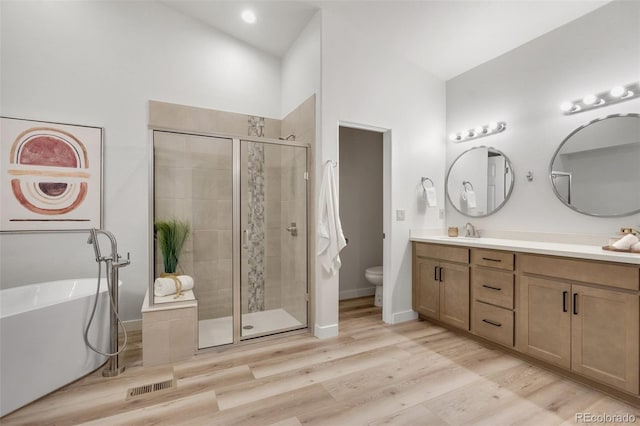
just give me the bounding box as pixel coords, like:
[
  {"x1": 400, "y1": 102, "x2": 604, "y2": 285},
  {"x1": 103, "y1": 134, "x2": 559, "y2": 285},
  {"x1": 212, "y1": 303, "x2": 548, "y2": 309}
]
[{"x1": 396, "y1": 210, "x2": 405, "y2": 221}]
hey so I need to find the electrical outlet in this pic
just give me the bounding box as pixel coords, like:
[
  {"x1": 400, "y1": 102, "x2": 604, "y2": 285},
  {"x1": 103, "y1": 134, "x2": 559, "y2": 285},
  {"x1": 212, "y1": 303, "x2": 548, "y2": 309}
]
[{"x1": 396, "y1": 210, "x2": 405, "y2": 221}]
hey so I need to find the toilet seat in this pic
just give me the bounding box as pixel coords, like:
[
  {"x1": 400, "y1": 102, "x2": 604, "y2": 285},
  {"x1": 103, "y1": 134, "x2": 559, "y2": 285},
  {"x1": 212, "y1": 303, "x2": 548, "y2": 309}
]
[{"x1": 366, "y1": 266, "x2": 383, "y2": 276}]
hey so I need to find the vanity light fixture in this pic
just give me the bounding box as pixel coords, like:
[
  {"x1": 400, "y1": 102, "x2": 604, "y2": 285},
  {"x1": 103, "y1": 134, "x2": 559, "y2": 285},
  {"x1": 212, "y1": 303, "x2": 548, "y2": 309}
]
[
  {"x1": 560, "y1": 82, "x2": 639, "y2": 115},
  {"x1": 449, "y1": 121, "x2": 506, "y2": 142}
]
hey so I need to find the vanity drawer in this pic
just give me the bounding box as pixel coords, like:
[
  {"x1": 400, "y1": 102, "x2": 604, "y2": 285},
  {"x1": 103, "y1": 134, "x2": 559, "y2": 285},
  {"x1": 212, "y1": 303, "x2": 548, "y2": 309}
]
[
  {"x1": 415, "y1": 243, "x2": 469, "y2": 264},
  {"x1": 520, "y1": 254, "x2": 639, "y2": 291},
  {"x1": 472, "y1": 268, "x2": 514, "y2": 309},
  {"x1": 471, "y1": 249, "x2": 514, "y2": 271},
  {"x1": 472, "y1": 301, "x2": 514, "y2": 347}
]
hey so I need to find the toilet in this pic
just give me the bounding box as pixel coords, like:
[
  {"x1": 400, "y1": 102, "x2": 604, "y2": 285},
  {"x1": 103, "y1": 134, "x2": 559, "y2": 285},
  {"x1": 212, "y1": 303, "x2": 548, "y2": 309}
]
[{"x1": 365, "y1": 266, "x2": 383, "y2": 307}]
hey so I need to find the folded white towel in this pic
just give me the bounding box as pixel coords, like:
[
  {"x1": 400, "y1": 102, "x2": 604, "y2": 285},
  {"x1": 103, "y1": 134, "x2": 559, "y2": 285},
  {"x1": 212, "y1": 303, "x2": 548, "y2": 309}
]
[
  {"x1": 632, "y1": 241, "x2": 640, "y2": 253},
  {"x1": 612, "y1": 233, "x2": 639, "y2": 250},
  {"x1": 425, "y1": 187, "x2": 438, "y2": 208},
  {"x1": 154, "y1": 275, "x2": 194, "y2": 297},
  {"x1": 463, "y1": 190, "x2": 477, "y2": 209}
]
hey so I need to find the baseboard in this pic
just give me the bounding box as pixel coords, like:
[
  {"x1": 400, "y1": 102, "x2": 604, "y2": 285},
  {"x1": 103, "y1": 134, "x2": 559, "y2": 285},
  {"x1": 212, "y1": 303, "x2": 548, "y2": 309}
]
[
  {"x1": 123, "y1": 319, "x2": 142, "y2": 331},
  {"x1": 314, "y1": 323, "x2": 338, "y2": 339},
  {"x1": 339, "y1": 287, "x2": 375, "y2": 300},
  {"x1": 391, "y1": 310, "x2": 418, "y2": 324}
]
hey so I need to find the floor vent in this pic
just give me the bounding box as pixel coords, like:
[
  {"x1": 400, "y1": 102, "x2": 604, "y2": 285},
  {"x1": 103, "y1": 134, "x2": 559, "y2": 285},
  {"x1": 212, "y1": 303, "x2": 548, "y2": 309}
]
[{"x1": 126, "y1": 379, "x2": 175, "y2": 399}]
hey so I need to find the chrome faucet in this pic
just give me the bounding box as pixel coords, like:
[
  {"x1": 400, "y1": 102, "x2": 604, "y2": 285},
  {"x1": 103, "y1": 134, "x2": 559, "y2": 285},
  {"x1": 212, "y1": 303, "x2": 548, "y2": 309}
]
[
  {"x1": 463, "y1": 222, "x2": 480, "y2": 238},
  {"x1": 87, "y1": 228, "x2": 130, "y2": 377}
]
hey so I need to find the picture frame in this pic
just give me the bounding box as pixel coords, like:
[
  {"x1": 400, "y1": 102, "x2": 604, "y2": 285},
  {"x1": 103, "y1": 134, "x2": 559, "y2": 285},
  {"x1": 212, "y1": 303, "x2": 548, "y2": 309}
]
[{"x1": 0, "y1": 117, "x2": 103, "y2": 232}]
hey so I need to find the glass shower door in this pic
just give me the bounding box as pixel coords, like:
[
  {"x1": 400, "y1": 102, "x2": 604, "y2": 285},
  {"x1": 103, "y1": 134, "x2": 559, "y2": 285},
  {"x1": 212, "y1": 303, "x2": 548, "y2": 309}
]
[{"x1": 240, "y1": 140, "x2": 308, "y2": 339}]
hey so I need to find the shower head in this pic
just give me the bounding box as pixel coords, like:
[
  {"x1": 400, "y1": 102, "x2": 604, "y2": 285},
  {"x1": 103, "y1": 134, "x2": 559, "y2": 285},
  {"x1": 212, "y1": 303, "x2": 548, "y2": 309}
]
[{"x1": 88, "y1": 228, "x2": 101, "y2": 261}]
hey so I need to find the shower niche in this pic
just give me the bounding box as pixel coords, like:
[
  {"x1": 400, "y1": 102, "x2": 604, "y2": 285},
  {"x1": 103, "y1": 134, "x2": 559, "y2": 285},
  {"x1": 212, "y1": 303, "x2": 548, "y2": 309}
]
[{"x1": 149, "y1": 100, "x2": 312, "y2": 349}]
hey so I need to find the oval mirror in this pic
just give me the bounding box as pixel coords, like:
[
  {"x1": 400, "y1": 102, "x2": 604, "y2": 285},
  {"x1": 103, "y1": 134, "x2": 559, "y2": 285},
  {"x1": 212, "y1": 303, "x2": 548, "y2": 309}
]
[
  {"x1": 550, "y1": 113, "x2": 640, "y2": 217},
  {"x1": 446, "y1": 146, "x2": 515, "y2": 217}
]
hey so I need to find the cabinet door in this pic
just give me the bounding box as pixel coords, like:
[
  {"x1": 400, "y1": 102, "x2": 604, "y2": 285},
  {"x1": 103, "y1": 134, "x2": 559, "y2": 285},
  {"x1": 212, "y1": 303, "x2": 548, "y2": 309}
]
[
  {"x1": 414, "y1": 258, "x2": 440, "y2": 319},
  {"x1": 439, "y1": 261, "x2": 470, "y2": 330},
  {"x1": 519, "y1": 276, "x2": 571, "y2": 368},
  {"x1": 571, "y1": 285, "x2": 639, "y2": 394}
]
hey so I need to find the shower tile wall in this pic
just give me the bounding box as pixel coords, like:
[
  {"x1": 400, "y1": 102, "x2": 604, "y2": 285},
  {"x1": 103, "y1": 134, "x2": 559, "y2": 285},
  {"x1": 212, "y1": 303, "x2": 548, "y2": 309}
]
[{"x1": 151, "y1": 98, "x2": 313, "y2": 328}]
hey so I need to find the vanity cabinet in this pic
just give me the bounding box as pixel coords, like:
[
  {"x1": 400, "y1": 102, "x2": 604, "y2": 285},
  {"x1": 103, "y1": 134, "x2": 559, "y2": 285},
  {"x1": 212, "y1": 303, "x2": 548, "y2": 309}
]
[
  {"x1": 519, "y1": 254, "x2": 639, "y2": 394},
  {"x1": 412, "y1": 240, "x2": 640, "y2": 400},
  {"x1": 413, "y1": 243, "x2": 470, "y2": 330},
  {"x1": 470, "y1": 248, "x2": 515, "y2": 347}
]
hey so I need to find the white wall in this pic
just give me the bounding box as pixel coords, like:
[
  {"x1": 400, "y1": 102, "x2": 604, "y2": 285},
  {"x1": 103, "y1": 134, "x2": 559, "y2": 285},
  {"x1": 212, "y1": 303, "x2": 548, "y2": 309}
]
[
  {"x1": 338, "y1": 127, "x2": 383, "y2": 300},
  {"x1": 281, "y1": 12, "x2": 321, "y2": 118},
  {"x1": 446, "y1": 1, "x2": 640, "y2": 236},
  {"x1": 319, "y1": 9, "x2": 446, "y2": 333},
  {"x1": 0, "y1": 1, "x2": 282, "y2": 320}
]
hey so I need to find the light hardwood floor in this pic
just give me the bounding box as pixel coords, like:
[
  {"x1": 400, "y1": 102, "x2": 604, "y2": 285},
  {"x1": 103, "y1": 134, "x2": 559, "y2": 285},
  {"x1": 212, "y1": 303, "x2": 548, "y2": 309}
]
[{"x1": 3, "y1": 297, "x2": 639, "y2": 425}]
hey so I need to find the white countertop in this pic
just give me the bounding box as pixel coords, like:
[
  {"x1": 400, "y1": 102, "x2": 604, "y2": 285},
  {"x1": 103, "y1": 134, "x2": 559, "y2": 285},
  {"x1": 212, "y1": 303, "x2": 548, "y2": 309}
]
[{"x1": 410, "y1": 235, "x2": 640, "y2": 265}]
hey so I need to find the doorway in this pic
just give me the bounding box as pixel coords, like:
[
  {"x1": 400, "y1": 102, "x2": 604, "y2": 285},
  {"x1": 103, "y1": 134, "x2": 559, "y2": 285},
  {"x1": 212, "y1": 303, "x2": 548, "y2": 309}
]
[{"x1": 337, "y1": 126, "x2": 384, "y2": 305}]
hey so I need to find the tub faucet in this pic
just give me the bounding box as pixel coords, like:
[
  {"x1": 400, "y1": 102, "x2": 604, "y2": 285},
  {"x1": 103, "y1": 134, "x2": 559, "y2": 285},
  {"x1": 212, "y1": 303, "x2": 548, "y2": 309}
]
[
  {"x1": 463, "y1": 222, "x2": 480, "y2": 238},
  {"x1": 88, "y1": 228, "x2": 130, "y2": 267}
]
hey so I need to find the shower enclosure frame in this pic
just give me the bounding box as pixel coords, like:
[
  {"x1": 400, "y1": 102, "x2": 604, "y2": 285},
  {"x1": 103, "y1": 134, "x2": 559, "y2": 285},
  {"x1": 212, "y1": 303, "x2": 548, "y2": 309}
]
[{"x1": 148, "y1": 127, "x2": 313, "y2": 347}]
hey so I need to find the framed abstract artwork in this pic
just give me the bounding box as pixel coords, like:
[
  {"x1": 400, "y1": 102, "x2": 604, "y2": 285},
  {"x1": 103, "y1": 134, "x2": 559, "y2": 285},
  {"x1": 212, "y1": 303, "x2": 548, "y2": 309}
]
[{"x1": 0, "y1": 117, "x2": 103, "y2": 231}]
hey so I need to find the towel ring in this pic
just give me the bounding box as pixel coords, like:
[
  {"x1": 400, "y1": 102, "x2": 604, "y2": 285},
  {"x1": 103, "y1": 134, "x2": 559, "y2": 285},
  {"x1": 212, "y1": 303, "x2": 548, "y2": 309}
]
[
  {"x1": 462, "y1": 181, "x2": 474, "y2": 192},
  {"x1": 325, "y1": 160, "x2": 337, "y2": 168},
  {"x1": 421, "y1": 177, "x2": 434, "y2": 191}
]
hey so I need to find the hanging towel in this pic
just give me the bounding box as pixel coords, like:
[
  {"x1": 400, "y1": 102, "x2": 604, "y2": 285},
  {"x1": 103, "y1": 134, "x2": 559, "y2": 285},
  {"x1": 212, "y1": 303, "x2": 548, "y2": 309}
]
[
  {"x1": 464, "y1": 189, "x2": 477, "y2": 209},
  {"x1": 425, "y1": 186, "x2": 438, "y2": 207},
  {"x1": 317, "y1": 162, "x2": 347, "y2": 275}
]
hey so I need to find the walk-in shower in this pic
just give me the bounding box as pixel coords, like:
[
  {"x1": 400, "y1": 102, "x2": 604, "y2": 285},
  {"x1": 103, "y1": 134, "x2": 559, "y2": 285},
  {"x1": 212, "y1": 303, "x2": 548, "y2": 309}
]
[{"x1": 151, "y1": 131, "x2": 309, "y2": 349}]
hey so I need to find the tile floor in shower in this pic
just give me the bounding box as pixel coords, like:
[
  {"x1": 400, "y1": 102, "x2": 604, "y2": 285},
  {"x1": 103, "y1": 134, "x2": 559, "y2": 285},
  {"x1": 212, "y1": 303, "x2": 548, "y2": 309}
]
[{"x1": 198, "y1": 308, "x2": 303, "y2": 348}]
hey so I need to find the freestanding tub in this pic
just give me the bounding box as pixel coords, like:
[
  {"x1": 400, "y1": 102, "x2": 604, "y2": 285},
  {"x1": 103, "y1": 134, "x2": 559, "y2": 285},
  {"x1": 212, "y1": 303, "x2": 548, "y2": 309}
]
[{"x1": 0, "y1": 278, "x2": 117, "y2": 417}]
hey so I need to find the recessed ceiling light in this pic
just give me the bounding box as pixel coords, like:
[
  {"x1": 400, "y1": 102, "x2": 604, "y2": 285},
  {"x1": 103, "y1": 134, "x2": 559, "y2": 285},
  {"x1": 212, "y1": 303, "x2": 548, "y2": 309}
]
[{"x1": 241, "y1": 9, "x2": 256, "y2": 24}]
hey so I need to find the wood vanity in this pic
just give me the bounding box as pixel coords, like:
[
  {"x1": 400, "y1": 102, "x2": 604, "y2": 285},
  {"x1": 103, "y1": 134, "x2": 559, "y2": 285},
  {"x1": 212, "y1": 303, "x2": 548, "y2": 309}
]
[{"x1": 412, "y1": 238, "x2": 640, "y2": 403}]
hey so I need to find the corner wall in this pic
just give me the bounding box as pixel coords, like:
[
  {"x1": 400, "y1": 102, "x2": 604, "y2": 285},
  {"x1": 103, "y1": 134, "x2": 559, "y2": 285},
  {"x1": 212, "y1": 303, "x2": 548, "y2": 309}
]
[
  {"x1": 320, "y1": 9, "x2": 446, "y2": 331},
  {"x1": 446, "y1": 1, "x2": 640, "y2": 237}
]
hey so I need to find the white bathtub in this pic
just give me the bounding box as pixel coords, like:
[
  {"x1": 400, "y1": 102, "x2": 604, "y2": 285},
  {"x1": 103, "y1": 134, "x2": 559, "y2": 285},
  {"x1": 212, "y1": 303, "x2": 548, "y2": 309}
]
[{"x1": 0, "y1": 278, "x2": 118, "y2": 417}]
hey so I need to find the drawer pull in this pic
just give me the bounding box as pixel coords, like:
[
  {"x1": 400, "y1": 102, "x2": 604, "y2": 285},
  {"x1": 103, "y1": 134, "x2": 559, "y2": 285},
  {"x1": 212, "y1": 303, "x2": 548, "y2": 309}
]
[
  {"x1": 482, "y1": 319, "x2": 502, "y2": 327},
  {"x1": 481, "y1": 257, "x2": 502, "y2": 263},
  {"x1": 482, "y1": 284, "x2": 502, "y2": 291},
  {"x1": 573, "y1": 293, "x2": 578, "y2": 315},
  {"x1": 434, "y1": 266, "x2": 438, "y2": 281},
  {"x1": 562, "y1": 291, "x2": 568, "y2": 313}
]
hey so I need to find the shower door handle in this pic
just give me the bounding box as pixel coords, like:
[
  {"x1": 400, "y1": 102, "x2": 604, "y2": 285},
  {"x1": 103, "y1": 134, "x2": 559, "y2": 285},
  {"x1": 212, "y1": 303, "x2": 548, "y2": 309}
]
[
  {"x1": 242, "y1": 229, "x2": 249, "y2": 249},
  {"x1": 286, "y1": 222, "x2": 298, "y2": 237}
]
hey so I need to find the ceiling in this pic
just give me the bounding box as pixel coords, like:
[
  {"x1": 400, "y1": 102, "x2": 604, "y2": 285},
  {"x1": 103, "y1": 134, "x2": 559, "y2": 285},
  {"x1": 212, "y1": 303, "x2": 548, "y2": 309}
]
[{"x1": 161, "y1": 0, "x2": 609, "y2": 81}]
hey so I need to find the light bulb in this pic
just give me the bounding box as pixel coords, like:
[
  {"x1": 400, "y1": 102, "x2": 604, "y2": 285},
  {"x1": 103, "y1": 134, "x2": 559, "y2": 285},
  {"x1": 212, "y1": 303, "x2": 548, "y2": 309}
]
[
  {"x1": 449, "y1": 133, "x2": 458, "y2": 141},
  {"x1": 241, "y1": 10, "x2": 256, "y2": 23},
  {"x1": 458, "y1": 132, "x2": 466, "y2": 140},
  {"x1": 583, "y1": 94, "x2": 598, "y2": 105},
  {"x1": 474, "y1": 126, "x2": 484, "y2": 135},
  {"x1": 610, "y1": 86, "x2": 626, "y2": 98},
  {"x1": 560, "y1": 102, "x2": 574, "y2": 112},
  {"x1": 488, "y1": 122, "x2": 499, "y2": 131}
]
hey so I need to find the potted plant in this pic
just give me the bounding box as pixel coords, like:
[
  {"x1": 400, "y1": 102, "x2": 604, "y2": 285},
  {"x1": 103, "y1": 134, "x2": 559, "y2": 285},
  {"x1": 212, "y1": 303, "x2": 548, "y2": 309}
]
[{"x1": 154, "y1": 218, "x2": 191, "y2": 275}]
